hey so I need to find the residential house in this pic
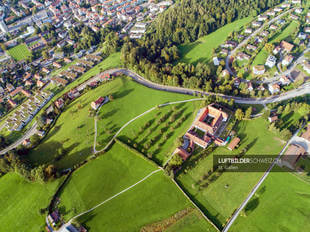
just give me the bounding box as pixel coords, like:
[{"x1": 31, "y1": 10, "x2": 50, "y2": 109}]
[
  {"x1": 8, "y1": 99, "x2": 17, "y2": 108},
  {"x1": 280, "y1": 41, "x2": 294, "y2": 53},
  {"x1": 273, "y1": 46, "x2": 281, "y2": 55},
  {"x1": 282, "y1": 55, "x2": 294, "y2": 66},
  {"x1": 51, "y1": 77, "x2": 68, "y2": 86},
  {"x1": 247, "y1": 82, "x2": 253, "y2": 92},
  {"x1": 295, "y1": 8, "x2": 303, "y2": 14},
  {"x1": 55, "y1": 98, "x2": 64, "y2": 109},
  {"x1": 37, "y1": 80, "x2": 45, "y2": 88},
  {"x1": 268, "y1": 83, "x2": 280, "y2": 94},
  {"x1": 252, "y1": 21, "x2": 262, "y2": 27},
  {"x1": 236, "y1": 52, "x2": 250, "y2": 61},
  {"x1": 280, "y1": 75, "x2": 291, "y2": 85},
  {"x1": 274, "y1": 7, "x2": 283, "y2": 12},
  {"x1": 91, "y1": 96, "x2": 109, "y2": 110},
  {"x1": 258, "y1": 15, "x2": 268, "y2": 21},
  {"x1": 227, "y1": 137, "x2": 240, "y2": 150},
  {"x1": 268, "y1": 115, "x2": 278, "y2": 123},
  {"x1": 302, "y1": 62, "x2": 310, "y2": 74},
  {"x1": 247, "y1": 44, "x2": 257, "y2": 51},
  {"x1": 244, "y1": 28, "x2": 253, "y2": 34},
  {"x1": 265, "y1": 55, "x2": 277, "y2": 68},
  {"x1": 301, "y1": 125, "x2": 310, "y2": 142},
  {"x1": 270, "y1": 24, "x2": 278, "y2": 30},
  {"x1": 280, "y1": 144, "x2": 305, "y2": 170},
  {"x1": 252, "y1": 65, "x2": 265, "y2": 75},
  {"x1": 290, "y1": 14, "x2": 299, "y2": 20},
  {"x1": 305, "y1": 27, "x2": 310, "y2": 33}
]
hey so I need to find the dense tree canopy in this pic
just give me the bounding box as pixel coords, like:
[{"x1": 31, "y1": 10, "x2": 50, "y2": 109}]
[{"x1": 122, "y1": 0, "x2": 282, "y2": 95}]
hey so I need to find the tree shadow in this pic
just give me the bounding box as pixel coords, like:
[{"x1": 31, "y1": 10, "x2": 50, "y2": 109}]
[{"x1": 113, "y1": 88, "x2": 134, "y2": 99}]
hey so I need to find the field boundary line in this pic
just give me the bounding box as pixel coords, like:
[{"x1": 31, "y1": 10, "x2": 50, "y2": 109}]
[
  {"x1": 170, "y1": 178, "x2": 221, "y2": 231},
  {"x1": 68, "y1": 169, "x2": 162, "y2": 222}
]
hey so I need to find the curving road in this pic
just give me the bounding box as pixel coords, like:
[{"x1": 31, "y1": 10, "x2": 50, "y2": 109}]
[
  {"x1": 1, "y1": 66, "x2": 310, "y2": 155},
  {"x1": 0, "y1": 122, "x2": 38, "y2": 155}
]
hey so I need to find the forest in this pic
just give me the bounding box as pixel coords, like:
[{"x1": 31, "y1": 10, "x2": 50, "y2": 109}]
[{"x1": 122, "y1": 0, "x2": 283, "y2": 95}]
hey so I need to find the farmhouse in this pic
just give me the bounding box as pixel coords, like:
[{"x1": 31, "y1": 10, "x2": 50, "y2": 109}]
[
  {"x1": 193, "y1": 104, "x2": 228, "y2": 135},
  {"x1": 186, "y1": 129, "x2": 212, "y2": 148}
]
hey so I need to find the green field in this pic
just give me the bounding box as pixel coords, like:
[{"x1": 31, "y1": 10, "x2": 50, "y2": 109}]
[
  {"x1": 231, "y1": 171, "x2": 310, "y2": 232},
  {"x1": 179, "y1": 17, "x2": 253, "y2": 64},
  {"x1": 118, "y1": 100, "x2": 202, "y2": 164},
  {"x1": 165, "y1": 210, "x2": 216, "y2": 232},
  {"x1": 270, "y1": 21, "x2": 300, "y2": 44},
  {"x1": 0, "y1": 173, "x2": 62, "y2": 231},
  {"x1": 177, "y1": 117, "x2": 284, "y2": 228},
  {"x1": 58, "y1": 143, "x2": 216, "y2": 231},
  {"x1": 29, "y1": 76, "x2": 193, "y2": 169},
  {"x1": 7, "y1": 44, "x2": 32, "y2": 61}
]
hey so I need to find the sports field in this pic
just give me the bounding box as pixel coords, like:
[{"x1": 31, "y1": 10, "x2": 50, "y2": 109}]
[
  {"x1": 58, "y1": 143, "x2": 216, "y2": 231},
  {"x1": 0, "y1": 173, "x2": 62, "y2": 231},
  {"x1": 7, "y1": 44, "x2": 32, "y2": 61},
  {"x1": 177, "y1": 117, "x2": 284, "y2": 228},
  {"x1": 231, "y1": 171, "x2": 310, "y2": 232},
  {"x1": 178, "y1": 17, "x2": 253, "y2": 64}
]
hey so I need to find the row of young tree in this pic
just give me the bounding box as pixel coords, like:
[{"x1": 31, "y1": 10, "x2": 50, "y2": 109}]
[{"x1": 122, "y1": 0, "x2": 282, "y2": 95}]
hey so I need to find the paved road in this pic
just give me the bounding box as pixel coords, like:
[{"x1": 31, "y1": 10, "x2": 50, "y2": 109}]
[
  {"x1": 225, "y1": 8, "x2": 293, "y2": 82},
  {"x1": 2, "y1": 66, "x2": 310, "y2": 155},
  {"x1": 0, "y1": 122, "x2": 38, "y2": 155},
  {"x1": 222, "y1": 127, "x2": 301, "y2": 232}
]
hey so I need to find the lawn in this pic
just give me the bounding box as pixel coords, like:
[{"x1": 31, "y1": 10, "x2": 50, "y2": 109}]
[
  {"x1": 178, "y1": 17, "x2": 253, "y2": 64},
  {"x1": 118, "y1": 100, "x2": 202, "y2": 165},
  {"x1": 231, "y1": 171, "x2": 310, "y2": 232},
  {"x1": 7, "y1": 43, "x2": 32, "y2": 61},
  {"x1": 177, "y1": 117, "x2": 284, "y2": 229},
  {"x1": 269, "y1": 20, "x2": 300, "y2": 44},
  {"x1": 58, "y1": 143, "x2": 216, "y2": 231},
  {"x1": 252, "y1": 21, "x2": 300, "y2": 67},
  {"x1": 95, "y1": 77, "x2": 194, "y2": 151},
  {"x1": 28, "y1": 76, "x2": 193, "y2": 169},
  {"x1": 0, "y1": 173, "x2": 63, "y2": 232},
  {"x1": 252, "y1": 48, "x2": 269, "y2": 66}
]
